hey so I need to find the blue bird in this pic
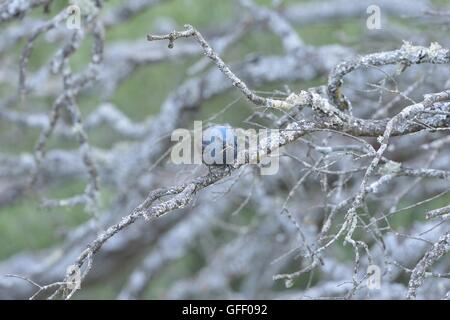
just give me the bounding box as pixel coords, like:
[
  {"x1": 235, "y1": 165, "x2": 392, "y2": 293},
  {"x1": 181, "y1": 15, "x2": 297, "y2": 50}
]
[{"x1": 201, "y1": 125, "x2": 238, "y2": 166}]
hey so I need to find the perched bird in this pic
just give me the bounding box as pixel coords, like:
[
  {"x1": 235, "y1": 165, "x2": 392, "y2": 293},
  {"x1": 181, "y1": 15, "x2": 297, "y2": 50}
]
[{"x1": 201, "y1": 124, "x2": 238, "y2": 166}]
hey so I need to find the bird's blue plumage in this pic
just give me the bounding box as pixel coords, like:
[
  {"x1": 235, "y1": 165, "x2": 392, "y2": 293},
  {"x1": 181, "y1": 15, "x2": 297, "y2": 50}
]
[{"x1": 201, "y1": 125, "x2": 238, "y2": 165}]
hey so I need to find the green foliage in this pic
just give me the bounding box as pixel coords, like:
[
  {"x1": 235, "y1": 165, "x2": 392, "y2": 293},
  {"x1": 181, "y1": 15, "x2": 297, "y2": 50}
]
[
  {"x1": 1, "y1": 0, "x2": 448, "y2": 298},
  {"x1": 0, "y1": 179, "x2": 114, "y2": 260}
]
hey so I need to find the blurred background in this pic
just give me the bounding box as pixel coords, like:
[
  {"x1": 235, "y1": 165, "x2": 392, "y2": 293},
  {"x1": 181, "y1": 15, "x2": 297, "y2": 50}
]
[{"x1": 0, "y1": 0, "x2": 450, "y2": 299}]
